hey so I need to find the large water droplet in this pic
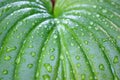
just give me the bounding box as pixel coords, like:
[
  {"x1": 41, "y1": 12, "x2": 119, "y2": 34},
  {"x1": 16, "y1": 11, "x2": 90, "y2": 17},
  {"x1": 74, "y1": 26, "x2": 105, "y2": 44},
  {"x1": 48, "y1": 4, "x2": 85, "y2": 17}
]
[
  {"x1": 50, "y1": 55, "x2": 55, "y2": 61},
  {"x1": 2, "y1": 70, "x2": 8, "y2": 75},
  {"x1": 99, "y1": 64, "x2": 105, "y2": 70},
  {"x1": 27, "y1": 64, "x2": 33, "y2": 68},
  {"x1": 6, "y1": 46, "x2": 17, "y2": 52},
  {"x1": 4, "y1": 56, "x2": 11, "y2": 61},
  {"x1": 44, "y1": 63, "x2": 52, "y2": 72},
  {"x1": 43, "y1": 74, "x2": 50, "y2": 80},
  {"x1": 113, "y1": 56, "x2": 119, "y2": 64},
  {"x1": 31, "y1": 52, "x2": 36, "y2": 57}
]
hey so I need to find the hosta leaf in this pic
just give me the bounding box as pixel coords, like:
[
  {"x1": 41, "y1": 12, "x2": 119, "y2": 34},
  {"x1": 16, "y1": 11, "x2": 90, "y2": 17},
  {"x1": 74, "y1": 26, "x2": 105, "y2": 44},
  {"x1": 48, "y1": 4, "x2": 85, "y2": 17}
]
[{"x1": 0, "y1": 0, "x2": 120, "y2": 80}]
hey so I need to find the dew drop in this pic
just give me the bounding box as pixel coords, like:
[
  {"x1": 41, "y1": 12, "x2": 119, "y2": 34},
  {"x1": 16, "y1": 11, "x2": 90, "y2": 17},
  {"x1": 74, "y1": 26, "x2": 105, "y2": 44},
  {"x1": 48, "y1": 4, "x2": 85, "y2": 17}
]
[
  {"x1": 88, "y1": 26, "x2": 92, "y2": 29},
  {"x1": 99, "y1": 64, "x2": 105, "y2": 70},
  {"x1": 60, "y1": 55, "x2": 64, "y2": 60},
  {"x1": 81, "y1": 74, "x2": 85, "y2": 80},
  {"x1": 2, "y1": 70, "x2": 8, "y2": 75},
  {"x1": 27, "y1": 64, "x2": 33, "y2": 68},
  {"x1": 50, "y1": 48, "x2": 55, "y2": 52},
  {"x1": 4, "y1": 56, "x2": 11, "y2": 61},
  {"x1": 117, "y1": 36, "x2": 120, "y2": 39},
  {"x1": 53, "y1": 34, "x2": 58, "y2": 39},
  {"x1": 43, "y1": 74, "x2": 50, "y2": 80},
  {"x1": 95, "y1": 27, "x2": 99, "y2": 30},
  {"x1": 89, "y1": 76, "x2": 93, "y2": 80},
  {"x1": 50, "y1": 55, "x2": 55, "y2": 60},
  {"x1": 70, "y1": 43, "x2": 74, "y2": 46},
  {"x1": 31, "y1": 52, "x2": 36, "y2": 57},
  {"x1": 90, "y1": 22, "x2": 94, "y2": 25},
  {"x1": 44, "y1": 63, "x2": 52, "y2": 73},
  {"x1": 84, "y1": 40, "x2": 88, "y2": 45},
  {"x1": 36, "y1": 72, "x2": 39, "y2": 78},
  {"x1": 29, "y1": 45, "x2": 33, "y2": 48},
  {"x1": 6, "y1": 46, "x2": 17, "y2": 52},
  {"x1": 16, "y1": 36, "x2": 20, "y2": 39},
  {"x1": 15, "y1": 56, "x2": 21, "y2": 64},
  {"x1": 96, "y1": 14, "x2": 100, "y2": 18},
  {"x1": 32, "y1": 22, "x2": 35, "y2": 26},
  {"x1": 75, "y1": 55, "x2": 80, "y2": 60},
  {"x1": 93, "y1": 5, "x2": 97, "y2": 8},
  {"x1": 76, "y1": 63, "x2": 80, "y2": 67},
  {"x1": 113, "y1": 56, "x2": 119, "y2": 64},
  {"x1": 102, "y1": 9, "x2": 107, "y2": 13},
  {"x1": 81, "y1": 33, "x2": 85, "y2": 36}
]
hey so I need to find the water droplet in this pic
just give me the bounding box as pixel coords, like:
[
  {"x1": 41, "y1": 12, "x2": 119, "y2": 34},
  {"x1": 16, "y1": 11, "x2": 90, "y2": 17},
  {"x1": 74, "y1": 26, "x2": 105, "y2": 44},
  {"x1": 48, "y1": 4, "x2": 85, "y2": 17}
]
[
  {"x1": 16, "y1": 35, "x2": 20, "y2": 38},
  {"x1": 90, "y1": 22, "x2": 94, "y2": 25},
  {"x1": 43, "y1": 74, "x2": 50, "y2": 80},
  {"x1": 32, "y1": 23, "x2": 35, "y2": 26},
  {"x1": 93, "y1": 5, "x2": 97, "y2": 8},
  {"x1": 102, "y1": 9, "x2": 107, "y2": 13},
  {"x1": 44, "y1": 63, "x2": 52, "y2": 72},
  {"x1": 16, "y1": 56, "x2": 21, "y2": 64},
  {"x1": 29, "y1": 45, "x2": 33, "y2": 48},
  {"x1": 6, "y1": 46, "x2": 17, "y2": 52},
  {"x1": 36, "y1": 72, "x2": 39, "y2": 78},
  {"x1": 96, "y1": 14, "x2": 100, "y2": 18},
  {"x1": 60, "y1": 55, "x2": 64, "y2": 60},
  {"x1": 81, "y1": 33, "x2": 85, "y2": 36},
  {"x1": 27, "y1": 64, "x2": 33, "y2": 68},
  {"x1": 81, "y1": 74, "x2": 85, "y2": 80},
  {"x1": 50, "y1": 55, "x2": 55, "y2": 60},
  {"x1": 75, "y1": 55, "x2": 80, "y2": 60},
  {"x1": 117, "y1": 36, "x2": 120, "y2": 39},
  {"x1": 89, "y1": 76, "x2": 93, "y2": 80},
  {"x1": 50, "y1": 48, "x2": 55, "y2": 52},
  {"x1": 84, "y1": 41, "x2": 88, "y2": 45},
  {"x1": 88, "y1": 26, "x2": 92, "y2": 29},
  {"x1": 76, "y1": 63, "x2": 80, "y2": 67},
  {"x1": 2, "y1": 70, "x2": 8, "y2": 75},
  {"x1": 99, "y1": 64, "x2": 105, "y2": 70},
  {"x1": 95, "y1": 27, "x2": 99, "y2": 30},
  {"x1": 71, "y1": 43, "x2": 74, "y2": 46},
  {"x1": 31, "y1": 52, "x2": 36, "y2": 57},
  {"x1": 113, "y1": 56, "x2": 119, "y2": 64},
  {"x1": 4, "y1": 56, "x2": 11, "y2": 61},
  {"x1": 53, "y1": 34, "x2": 58, "y2": 39}
]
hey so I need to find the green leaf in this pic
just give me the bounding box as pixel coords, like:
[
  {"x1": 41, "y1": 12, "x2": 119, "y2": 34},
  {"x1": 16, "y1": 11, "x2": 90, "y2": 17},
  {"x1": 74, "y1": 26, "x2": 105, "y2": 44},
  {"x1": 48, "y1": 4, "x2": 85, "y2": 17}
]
[{"x1": 0, "y1": 0, "x2": 120, "y2": 80}]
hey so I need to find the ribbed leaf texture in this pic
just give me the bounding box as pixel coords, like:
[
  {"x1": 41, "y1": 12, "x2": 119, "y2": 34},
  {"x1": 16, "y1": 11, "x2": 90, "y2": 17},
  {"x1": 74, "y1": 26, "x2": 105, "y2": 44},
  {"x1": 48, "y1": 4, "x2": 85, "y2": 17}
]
[{"x1": 0, "y1": 0, "x2": 120, "y2": 80}]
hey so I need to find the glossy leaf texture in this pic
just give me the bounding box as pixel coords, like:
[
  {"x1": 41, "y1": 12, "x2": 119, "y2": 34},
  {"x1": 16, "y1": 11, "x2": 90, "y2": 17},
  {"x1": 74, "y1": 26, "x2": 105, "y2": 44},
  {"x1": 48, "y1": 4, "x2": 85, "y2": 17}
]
[{"x1": 0, "y1": 0, "x2": 120, "y2": 80}]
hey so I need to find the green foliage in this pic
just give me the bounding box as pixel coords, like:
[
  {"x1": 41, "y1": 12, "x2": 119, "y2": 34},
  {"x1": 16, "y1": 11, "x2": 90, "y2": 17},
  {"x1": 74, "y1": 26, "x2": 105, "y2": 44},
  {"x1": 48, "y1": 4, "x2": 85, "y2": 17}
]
[{"x1": 0, "y1": 0, "x2": 120, "y2": 80}]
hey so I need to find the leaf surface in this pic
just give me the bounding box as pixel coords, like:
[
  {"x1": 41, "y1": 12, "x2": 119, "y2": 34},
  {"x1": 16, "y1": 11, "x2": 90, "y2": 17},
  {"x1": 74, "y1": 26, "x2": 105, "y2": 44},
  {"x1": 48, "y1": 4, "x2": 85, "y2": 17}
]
[{"x1": 0, "y1": 0, "x2": 120, "y2": 80}]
